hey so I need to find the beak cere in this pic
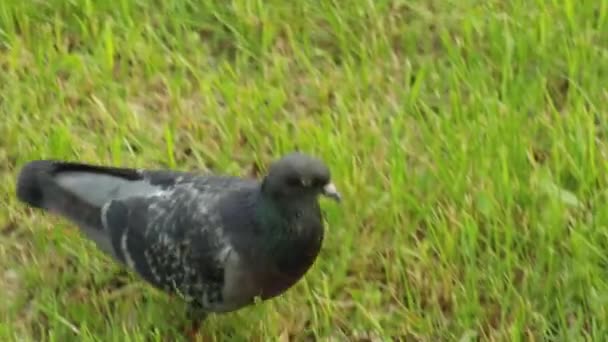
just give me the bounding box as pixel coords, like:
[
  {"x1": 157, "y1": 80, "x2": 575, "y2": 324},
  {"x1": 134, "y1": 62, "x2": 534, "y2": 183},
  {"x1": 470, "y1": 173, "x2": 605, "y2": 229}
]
[{"x1": 322, "y1": 182, "x2": 342, "y2": 202}]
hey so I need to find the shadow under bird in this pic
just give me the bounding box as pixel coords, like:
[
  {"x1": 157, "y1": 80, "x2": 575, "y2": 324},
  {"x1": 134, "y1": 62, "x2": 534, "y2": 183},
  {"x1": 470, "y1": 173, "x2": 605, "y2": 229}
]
[{"x1": 15, "y1": 152, "x2": 341, "y2": 326}]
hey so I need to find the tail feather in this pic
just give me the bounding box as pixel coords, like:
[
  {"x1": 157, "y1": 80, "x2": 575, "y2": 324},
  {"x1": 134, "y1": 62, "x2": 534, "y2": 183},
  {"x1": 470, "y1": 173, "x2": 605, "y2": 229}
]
[
  {"x1": 15, "y1": 159, "x2": 150, "y2": 256},
  {"x1": 16, "y1": 160, "x2": 105, "y2": 230},
  {"x1": 16, "y1": 159, "x2": 161, "y2": 229},
  {"x1": 16, "y1": 160, "x2": 61, "y2": 209}
]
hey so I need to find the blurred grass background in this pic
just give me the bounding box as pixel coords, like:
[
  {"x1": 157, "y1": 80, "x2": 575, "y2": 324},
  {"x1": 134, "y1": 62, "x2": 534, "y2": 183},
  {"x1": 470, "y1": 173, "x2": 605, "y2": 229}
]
[{"x1": 0, "y1": 0, "x2": 607, "y2": 340}]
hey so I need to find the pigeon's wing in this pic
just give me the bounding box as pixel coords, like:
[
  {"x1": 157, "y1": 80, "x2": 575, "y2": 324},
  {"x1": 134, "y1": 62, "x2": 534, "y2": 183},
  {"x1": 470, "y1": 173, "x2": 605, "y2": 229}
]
[{"x1": 100, "y1": 175, "x2": 250, "y2": 310}]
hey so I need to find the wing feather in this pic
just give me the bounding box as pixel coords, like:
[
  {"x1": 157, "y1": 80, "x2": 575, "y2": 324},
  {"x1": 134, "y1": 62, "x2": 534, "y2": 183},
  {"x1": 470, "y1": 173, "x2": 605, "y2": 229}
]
[{"x1": 102, "y1": 180, "x2": 239, "y2": 309}]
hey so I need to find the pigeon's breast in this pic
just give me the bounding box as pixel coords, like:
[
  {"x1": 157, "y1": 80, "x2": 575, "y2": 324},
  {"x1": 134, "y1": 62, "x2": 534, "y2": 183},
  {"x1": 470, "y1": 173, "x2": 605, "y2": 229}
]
[
  {"x1": 219, "y1": 197, "x2": 326, "y2": 307},
  {"x1": 261, "y1": 222, "x2": 325, "y2": 299},
  {"x1": 221, "y1": 226, "x2": 324, "y2": 306}
]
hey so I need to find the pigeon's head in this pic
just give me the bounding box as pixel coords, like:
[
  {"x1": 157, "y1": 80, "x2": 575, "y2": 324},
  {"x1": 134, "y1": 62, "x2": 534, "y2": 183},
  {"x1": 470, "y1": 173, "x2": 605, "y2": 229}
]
[{"x1": 262, "y1": 152, "x2": 341, "y2": 203}]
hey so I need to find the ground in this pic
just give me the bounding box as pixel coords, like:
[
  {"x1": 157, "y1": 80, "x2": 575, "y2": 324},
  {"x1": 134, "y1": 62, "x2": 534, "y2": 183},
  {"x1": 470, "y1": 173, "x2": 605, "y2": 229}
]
[{"x1": 0, "y1": 0, "x2": 607, "y2": 341}]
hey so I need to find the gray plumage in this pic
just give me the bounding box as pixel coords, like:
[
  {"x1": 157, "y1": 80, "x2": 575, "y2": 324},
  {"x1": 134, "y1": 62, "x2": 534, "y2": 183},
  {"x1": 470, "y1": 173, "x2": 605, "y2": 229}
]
[{"x1": 15, "y1": 152, "x2": 341, "y2": 316}]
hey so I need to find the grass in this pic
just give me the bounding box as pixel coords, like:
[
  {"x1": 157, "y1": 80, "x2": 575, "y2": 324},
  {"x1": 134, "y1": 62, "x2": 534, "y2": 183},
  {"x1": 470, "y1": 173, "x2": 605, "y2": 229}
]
[{"x1": 0, "y1": 0, "x2": 607, "y2": 340}]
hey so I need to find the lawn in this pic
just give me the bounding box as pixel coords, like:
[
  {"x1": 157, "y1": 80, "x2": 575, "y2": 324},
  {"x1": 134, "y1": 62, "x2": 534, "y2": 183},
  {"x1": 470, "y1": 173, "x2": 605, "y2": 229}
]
[{"x1": 1, "y1": 0, "x2": 607, "y2": 341}]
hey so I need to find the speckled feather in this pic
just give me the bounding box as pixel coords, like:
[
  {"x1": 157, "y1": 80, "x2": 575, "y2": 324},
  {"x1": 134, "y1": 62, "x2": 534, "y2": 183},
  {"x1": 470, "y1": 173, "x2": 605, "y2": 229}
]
[{"x1": 102, "y1": 172, "x2": 249, "y2": 311}]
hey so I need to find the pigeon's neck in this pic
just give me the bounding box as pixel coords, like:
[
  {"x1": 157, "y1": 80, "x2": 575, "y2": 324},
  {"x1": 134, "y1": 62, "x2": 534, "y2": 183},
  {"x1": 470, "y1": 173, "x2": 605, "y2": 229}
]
[
  {"x1": 255, "y1": 192, "x2": 324, "y2": 273},
  {"x1": 256, "y1": 193, "x2": 319, "y2": 235}
]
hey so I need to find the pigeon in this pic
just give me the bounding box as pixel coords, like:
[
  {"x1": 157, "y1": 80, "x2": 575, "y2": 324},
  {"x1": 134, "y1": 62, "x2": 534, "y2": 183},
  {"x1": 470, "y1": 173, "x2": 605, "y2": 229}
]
[{"x1": 15, "y1": 152, "x2": 341, "y2": 324}]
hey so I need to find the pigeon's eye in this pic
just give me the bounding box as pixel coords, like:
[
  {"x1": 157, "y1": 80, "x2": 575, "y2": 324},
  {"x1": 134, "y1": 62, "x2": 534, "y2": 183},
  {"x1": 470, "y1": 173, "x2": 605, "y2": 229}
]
[{"x1": 286, "y1": 177, "x2": 301, "y2": 187}]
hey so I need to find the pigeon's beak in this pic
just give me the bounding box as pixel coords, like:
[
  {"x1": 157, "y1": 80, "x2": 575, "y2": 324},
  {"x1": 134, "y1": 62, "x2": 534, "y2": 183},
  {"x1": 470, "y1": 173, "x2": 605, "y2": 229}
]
[{"x1": 322, "y1": 182, "x2": 341, "y2": 203}]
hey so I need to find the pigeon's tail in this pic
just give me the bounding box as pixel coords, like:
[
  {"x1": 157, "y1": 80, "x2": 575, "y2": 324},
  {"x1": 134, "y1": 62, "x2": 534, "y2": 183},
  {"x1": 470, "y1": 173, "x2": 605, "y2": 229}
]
[
  {"x1": 16, "y1": 160, "x2": 109, "y2": 231},
  {"x1": 19, "y1": 159, "x2": 149, "y2": 224},
  {"x1": 16, "y1": 160, "x2": 154, "y2": 256}
]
